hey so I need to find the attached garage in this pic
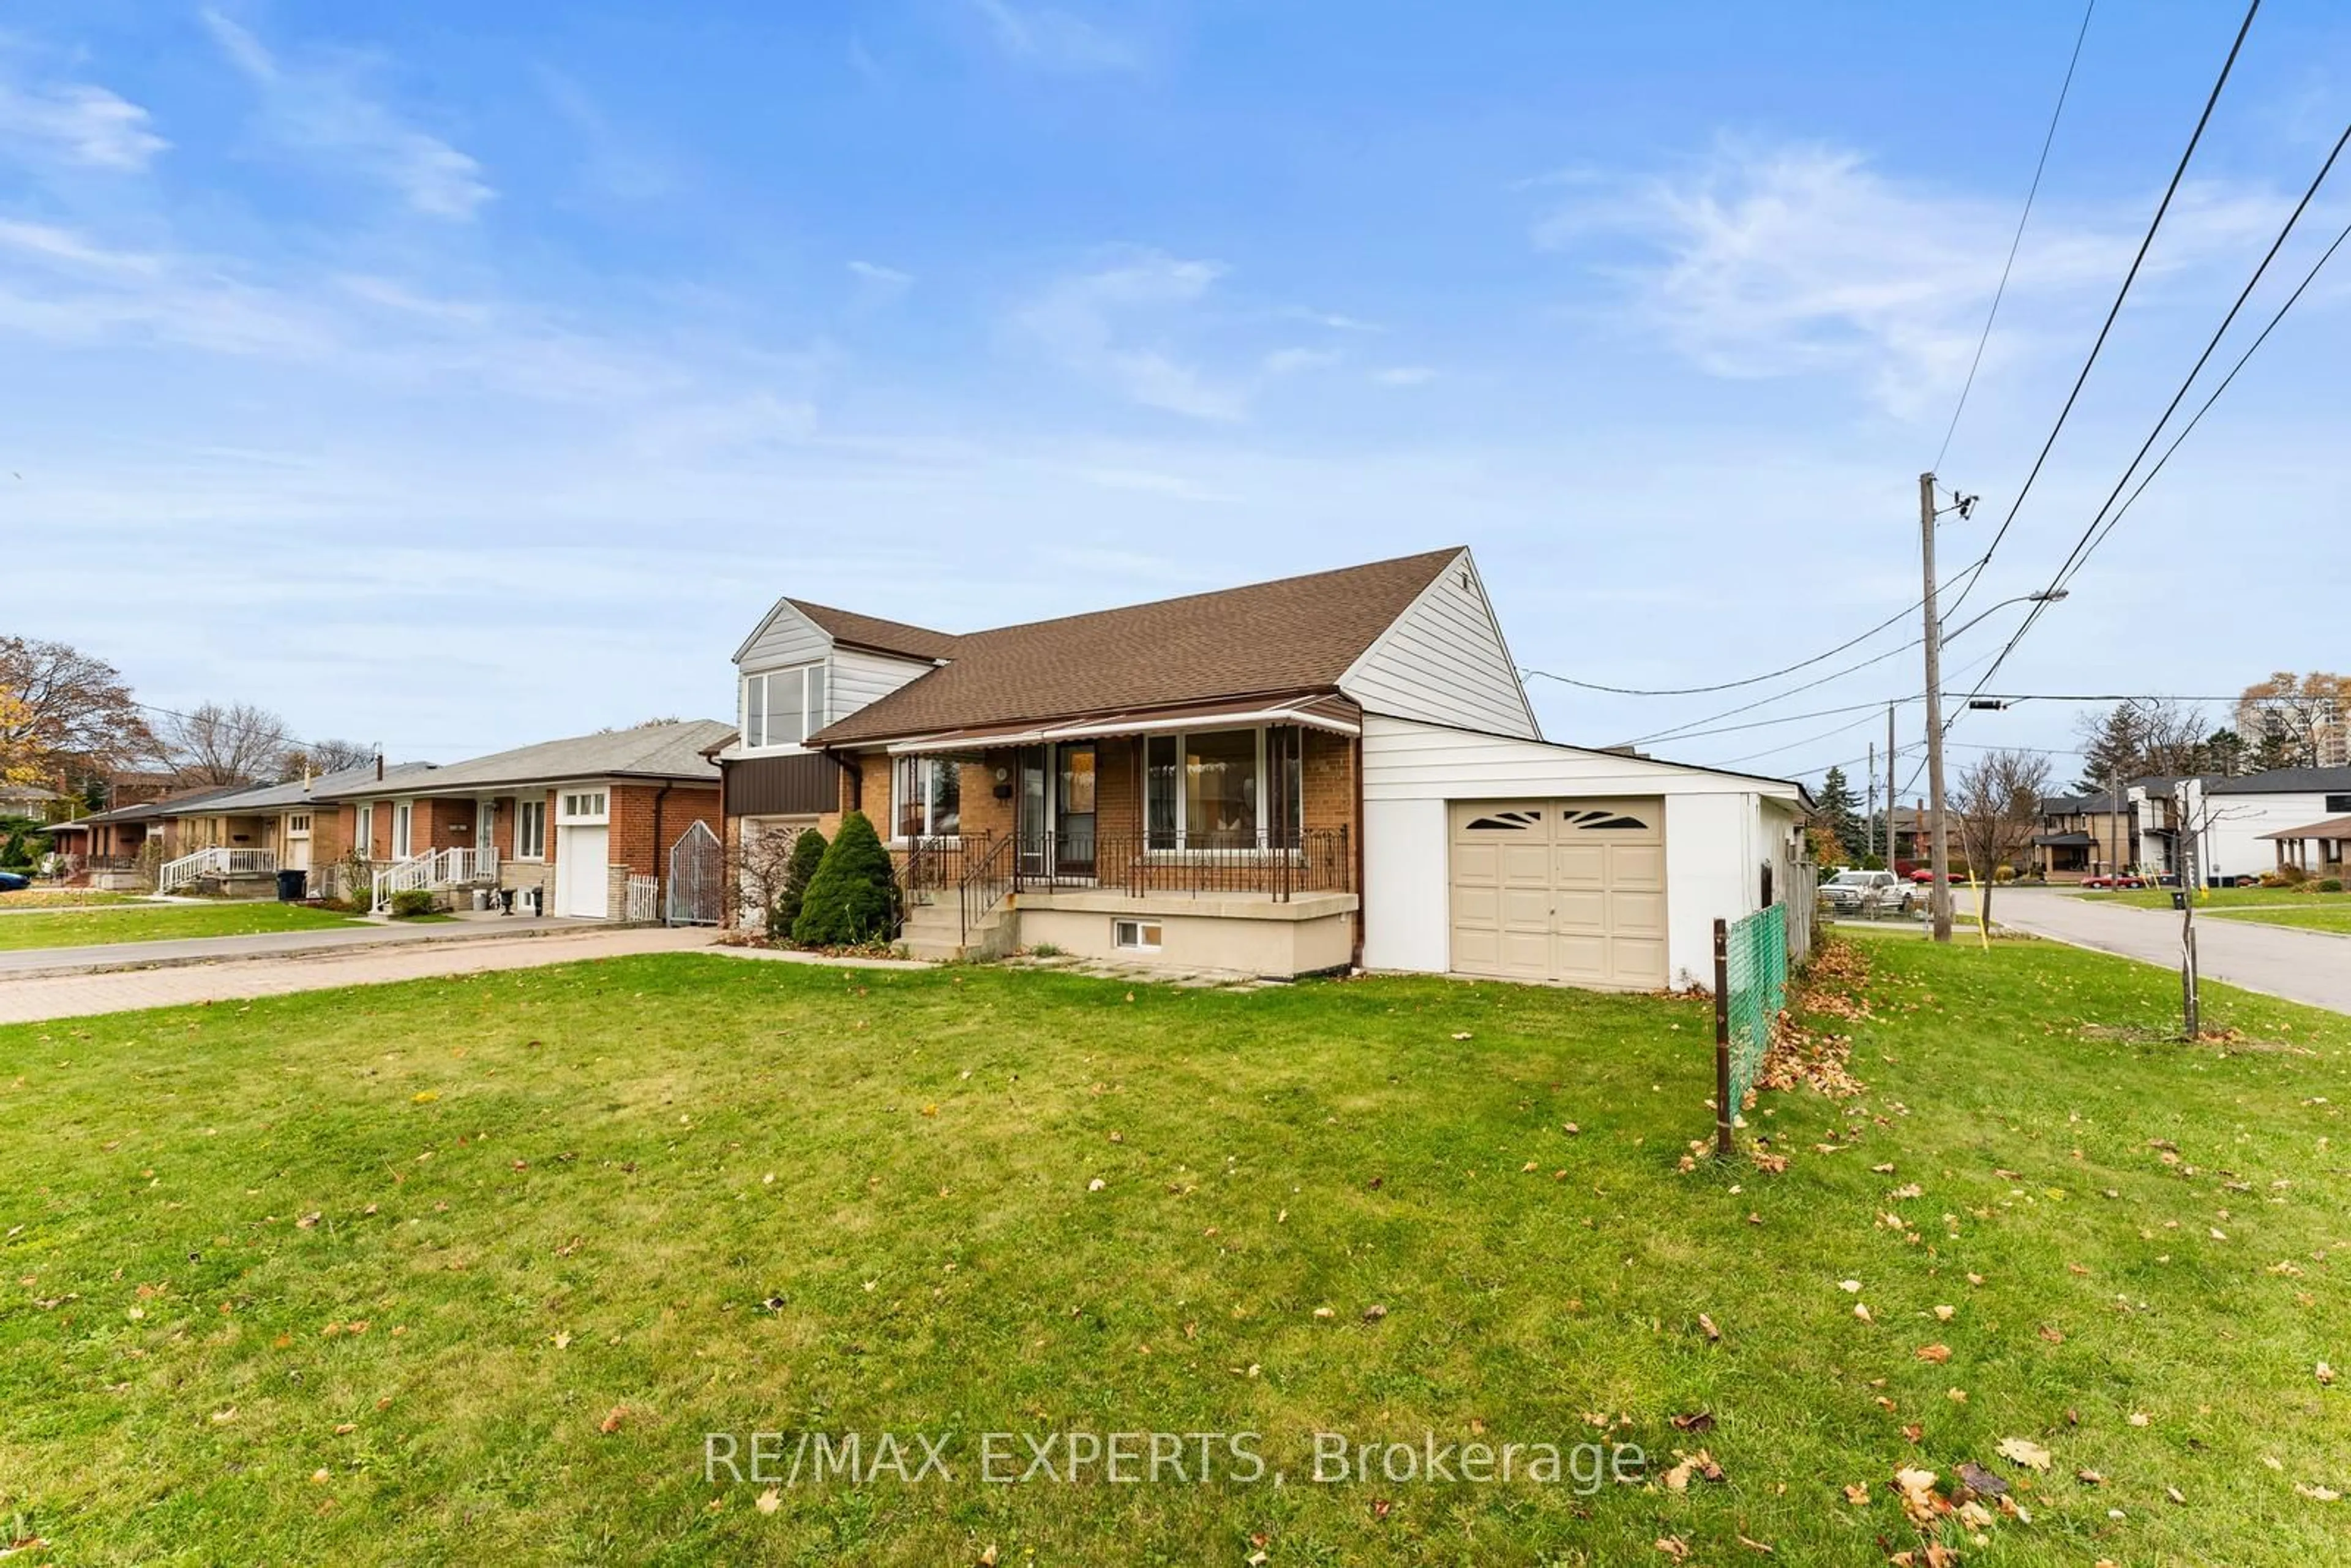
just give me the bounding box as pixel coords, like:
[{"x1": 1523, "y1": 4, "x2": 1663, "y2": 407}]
[
  {"x1": 1362, "y1": 714, "x2": 1809, "y2": 991},
  {"x1": 1449, "y1": 798, "x2": 1667, "y2": 988}
]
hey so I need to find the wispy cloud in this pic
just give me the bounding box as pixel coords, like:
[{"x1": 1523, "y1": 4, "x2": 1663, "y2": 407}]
[
  {"x1": 1371, "y1": 365, "x2": 1434, "y2": 387},
  {"x1": 199, "y1": 8, "x2": 493, "y2": 220},
  {"x1": 536, "y1": 66, "x2": 674, "y2": 202},
  {"x1": 0, "y1": 80, "x2": 168, "y2": 170},
  {"x1": 1262, "y1": 345, "x2": 1338, "y2": 375},
  {"x1": 969, "y1": 0, "x2": 1141, "y2": 73},
  {"x1": 1537, "y1": 140, "x2": 2286, "y2": 416},
  {"x1": 846, "y1": 259, "x2": 914, "y2": 310},
  {"x1": 1013, "y1": 248, "x2": 1246, "y2": 421}
]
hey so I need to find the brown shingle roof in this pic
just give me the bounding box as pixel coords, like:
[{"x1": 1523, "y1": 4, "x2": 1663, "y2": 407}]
[
  {"x1": 783, "y1": 601, "x2": 962, "y2": 662},
  {"x1": 810, "y1": 548, "x2": 1463, "y2": 746}
]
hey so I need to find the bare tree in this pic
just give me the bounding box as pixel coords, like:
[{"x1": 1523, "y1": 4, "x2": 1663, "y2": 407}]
[
  {"x1": 285, "y1": 738, "x2": 375, "y2": 776},
  {"x1": 727, "y1": 819, "x2": 804, "y2": 942},
  {"x1": 0, "y1": 636, "x2": 158, "y2": 787},
  {"x1": 1952, "y1": 748, "x2": 2053, "y2": 939},
  {"x1": 160, "y1": 701, "x2": 290, "y2": 786},
  {"x1": 2235, "y1": 672, "x2": 2348, "y2": 769}
]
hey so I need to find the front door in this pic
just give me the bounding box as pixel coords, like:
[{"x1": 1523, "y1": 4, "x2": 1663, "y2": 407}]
[
  {"x1": 476, "y1": 799, "x2": 495, "y2": 860},
  {"x1": 1056, "y1": 744, "x2": 1097, "y2": 878},
  {"x1": 1016, "y1": 746, "x2": 1050, "y2": 876}
]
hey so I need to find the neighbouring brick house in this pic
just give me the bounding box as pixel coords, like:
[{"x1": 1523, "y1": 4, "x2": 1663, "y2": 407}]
[
  {"x1": 322, "y1": 722, "x2": 730, "y2": 918},
  {"x1": 722, "y1": 547, "x2": 1812, "y2": 988}
]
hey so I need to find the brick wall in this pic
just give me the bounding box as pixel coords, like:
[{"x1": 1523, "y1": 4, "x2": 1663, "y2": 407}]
[
  {"x1": 1302, "y1": 728, "x2": 1357, "y2": 840},
  {"x1": 609, "y1": 782, "x2": 721, "y2": 879}
]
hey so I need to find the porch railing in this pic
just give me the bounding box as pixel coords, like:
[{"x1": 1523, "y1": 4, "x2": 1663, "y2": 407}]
[
  {"x1": 898, "y1": 833, "x2": 988, "y2": 900},
  {"x1": 159, "y1": 845, "x2": 277, "y2": 893},
  {"x1": 372, "y1": 852, "x2": 435, "y2": 911},
  {"x1": 959, "y1": 833, "x2": 1016, "y2": 943},
  {"x1": 432, "y1": 845, "x2": 499, "y2": 885},
  {"x1": 1013, "y1": 827, "x2": 1350, "y2": 902}
]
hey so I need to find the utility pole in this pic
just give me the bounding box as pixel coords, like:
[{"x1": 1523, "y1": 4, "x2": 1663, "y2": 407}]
[
  {"x1": 1887, "y1": 703, "x2": 1897, "y2": 872},
  {"x1": 2178, "y1": 781, "x2": 2203, "y2": 1039},
  {"x1": 1920, "y1": 473, "x2": 1954, "y2": 943},
  {"x1": 1867, "y1": 742, "x2": 1878, "y2": 863}
]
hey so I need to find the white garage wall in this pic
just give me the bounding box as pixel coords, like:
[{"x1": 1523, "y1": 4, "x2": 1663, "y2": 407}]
[
  {"x1": 1361, "y1": 714, "x2": 1804, "y2": 988},
  {"x1": 2199, "y1": 790, "x2": 2333, "y2": 880}
]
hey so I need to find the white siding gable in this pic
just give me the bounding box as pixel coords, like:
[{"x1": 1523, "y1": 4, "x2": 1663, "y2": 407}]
[
  {"x1": 735, "y1": 599, "x2": 832, "y2": 673},
  {"x1": 1340, "y1": 550, "x2": 1540, "y2": 740}
]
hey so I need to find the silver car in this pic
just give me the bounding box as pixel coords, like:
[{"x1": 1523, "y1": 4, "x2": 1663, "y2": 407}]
[{"x1": 1819, "y1": 868, "x2": 1914, "y2": 917}]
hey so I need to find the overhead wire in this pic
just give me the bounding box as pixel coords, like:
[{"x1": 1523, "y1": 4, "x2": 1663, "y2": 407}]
[
  {"x1": 1938, "y1": 0, "x2": 2261, "y2": 627},
  {"x1": 1933, "y1": 0, "x2": 2099, "y2": 474}
]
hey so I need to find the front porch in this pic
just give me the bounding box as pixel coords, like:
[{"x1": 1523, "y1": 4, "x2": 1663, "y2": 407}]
[{"x1": 882, "y1": 716, "x2": 1359, "y2": 973}]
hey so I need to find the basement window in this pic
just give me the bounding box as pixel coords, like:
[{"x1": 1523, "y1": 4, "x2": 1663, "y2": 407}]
[{"x1": 1113, "y1": 918, "x2": 1163, "y2": 953}]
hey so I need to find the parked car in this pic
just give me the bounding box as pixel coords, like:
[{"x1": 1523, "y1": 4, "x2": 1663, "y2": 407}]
[
  {"x1": 1820, "y1": 868, "x2": 1915, "y2": 917},
  {"x1": 2080, "y1": 873, "x2": 2148, "y2": 890},
  {"x1": 0, "y1": 871, "x2": 30, "y2": 893}
]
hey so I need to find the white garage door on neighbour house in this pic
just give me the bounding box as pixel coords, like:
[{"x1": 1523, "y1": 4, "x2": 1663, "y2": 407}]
[
  {"x1": 1449, "y1": 798, "x2": 1667, "y2": 989},
  {"x1": 555, "y1": 789, "x2": 610, "y2": 919}
]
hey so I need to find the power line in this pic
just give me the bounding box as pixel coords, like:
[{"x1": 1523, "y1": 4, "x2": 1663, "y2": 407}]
[
  {"x1": 1948, "y1": 112, "x2": 2351, "y2": 726},
  {"x1": 1521, "y1": 598, "x2": 1926, "y2": 697},
  {"x1": 1940, "y1": 0, "x2": 2260, "y2": 626},
  {"x1": 1933, "y1": 0, "x2": 2098, "y2": 473}
]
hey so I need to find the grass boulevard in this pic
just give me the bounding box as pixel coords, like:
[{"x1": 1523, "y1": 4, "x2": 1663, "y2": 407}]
[
  {"x1": 0, "y1": 901, "x2": 370, "y2": 953},
  {"x1": 2, "y1": 932, "x2": 2345, "y2": 1563}
]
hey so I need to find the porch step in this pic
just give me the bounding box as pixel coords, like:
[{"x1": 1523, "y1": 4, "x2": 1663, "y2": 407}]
[{"x1": 899, "y1": 897, "x2": 1014, "y2": 962}]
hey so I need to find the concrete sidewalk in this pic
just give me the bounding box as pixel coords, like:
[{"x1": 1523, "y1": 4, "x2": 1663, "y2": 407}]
[
  {"x1": 0, "y1": 926, "x2": 719, "y2": 1024},
  {"x1": 0, "y1": 913, "x2": 613, "y2": 979},
  {"x1": 1992, "y1": 888, "x2": 2351, "y2": 1016}
]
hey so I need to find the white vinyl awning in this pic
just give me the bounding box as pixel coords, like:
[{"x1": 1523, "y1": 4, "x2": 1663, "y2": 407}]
[{"x1": 881, "y1": 696, "x2": 1361, "y2": 755}]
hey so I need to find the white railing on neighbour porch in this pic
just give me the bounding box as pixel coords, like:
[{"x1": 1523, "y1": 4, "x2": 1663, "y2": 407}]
[
  {"x1": 432, "y1": 845, "x2": 498, "y2": 885},
  {"x1": 624, "y1": 873, "x2": 658, "y2": 923},
  {"x1": 159, "y1": 845, "x2": 277, "y2": 893},
  {"x1": 371, "y1": 852, "x2": 435, "y2": 911}
]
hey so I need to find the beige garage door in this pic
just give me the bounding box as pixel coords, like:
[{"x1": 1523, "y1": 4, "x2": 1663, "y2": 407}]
[{"x1": 1449, "y1": 798, "x2": 1667, "y2": 989}]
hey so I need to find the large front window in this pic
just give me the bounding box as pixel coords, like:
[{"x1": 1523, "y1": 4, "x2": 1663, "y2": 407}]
[
  {"x1": 895, "y1": 757, "x2": 961, "y2": 839},
  {"x1": 743, "y1": 664, "x2": 828, "y2": 749},
  {"x1": 1144, "y1": 726, "x2": 1304, "y2": 849},
  {"x1": 515, "y1": 798, "x2": 547, "y2": 859}
]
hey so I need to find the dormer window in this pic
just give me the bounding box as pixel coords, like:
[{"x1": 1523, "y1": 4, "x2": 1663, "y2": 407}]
[{"x1": 744, "y1": 663, "x2": 828, "y2": 749}]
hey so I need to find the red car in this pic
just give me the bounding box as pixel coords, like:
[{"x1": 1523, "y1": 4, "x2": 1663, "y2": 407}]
[{"x1": 2079, "y1": 874, "x2": 2147, "y2": 890}]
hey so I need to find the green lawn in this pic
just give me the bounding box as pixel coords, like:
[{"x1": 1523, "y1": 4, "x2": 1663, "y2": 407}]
[
  {"x1": 0, "y1": 901, "x2": 366, "y2": 951},
  {"x1": 0, "y1": 890, "x2": 141, "y2": 911},
  {"x1": 2077, "y1": 885, "x2": 2350, "y2": 911},
  {"x1": 3, "y1": 942, "x2": 2347, "y2": 1564},
  {"x1": 2211, "y1": 905, "x2": 2351, "y2": 935}
]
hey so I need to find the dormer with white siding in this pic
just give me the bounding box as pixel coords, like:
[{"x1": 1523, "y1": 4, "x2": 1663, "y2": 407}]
[{"x1": 727, "y1": 599, "x2": 961, "y2": 758}]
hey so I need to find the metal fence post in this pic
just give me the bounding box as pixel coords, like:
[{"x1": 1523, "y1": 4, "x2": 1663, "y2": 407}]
[{"x1": 1714, "y1": 917, "x2": 1732, "y2": 1157}]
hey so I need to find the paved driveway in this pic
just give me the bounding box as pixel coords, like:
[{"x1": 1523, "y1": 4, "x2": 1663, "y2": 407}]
[
  {"x1": 0, "y1": 926, "x2": 718, "y2": 1025},
  {"x1": 1992, "y1": 888, "x2": 2351, "y2": 1016}
]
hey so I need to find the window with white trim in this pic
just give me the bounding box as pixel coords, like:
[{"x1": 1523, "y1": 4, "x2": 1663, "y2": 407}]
[
  {"x1": 1114, "y1": 918, "x2": 1163, "y2": 952},
  {"x1": 356, "y1": 803, "x2": 373, "y2": 855},
  {"x1": 742, "y1": 663, "x2": 829, "y2": 749},
  {"x1": 894, "y1": 757, "x2": 961, "y2": 839},
  {"x1": 515, "y1": 798, "x2": 547, "y2": 858},
  {"x1": 287, "y1": 813, "x2": 311, "y2": 836},
  {"x1": 1143, "y1": 726, "x2": 1305, "y2": 849},
  {"x1": 558, "y1": 790, "x2": 609, "y2": 824}
]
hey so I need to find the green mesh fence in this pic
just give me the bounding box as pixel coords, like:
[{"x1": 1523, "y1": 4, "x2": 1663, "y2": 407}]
[{"x1": 1721, "y1": 902, "x2": 1788, "y2": 1118}]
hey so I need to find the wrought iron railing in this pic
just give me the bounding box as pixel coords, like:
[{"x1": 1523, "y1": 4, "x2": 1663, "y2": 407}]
[
  {"x1": 959, "y1": 832, "x2": 1016, "y2": 943},
  {"x1": 897, "y1": 833, "x2": 988, "y2": 899},
  {"x1": 1012, "y1": 827, "x2": 1349, "y2": 902}
]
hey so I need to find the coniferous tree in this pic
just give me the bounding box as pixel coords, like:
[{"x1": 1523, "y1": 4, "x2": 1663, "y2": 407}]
[
  {"x1": 790, "y1": 812, "x2": 899, "y2": 946},
  {"x1": 1815, "y1": 765, "x2": 1866, "y2": 865}
]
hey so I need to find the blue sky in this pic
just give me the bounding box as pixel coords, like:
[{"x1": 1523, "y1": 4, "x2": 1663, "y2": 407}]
[{"x1": 5, "y1": 2, "x2": 2348, "y2": 789}]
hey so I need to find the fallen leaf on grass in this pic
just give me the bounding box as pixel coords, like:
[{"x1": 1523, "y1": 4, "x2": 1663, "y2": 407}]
[
  {"x1": 1843, "y1": 1482, "x2": 1871, "y2": 1506},
  {"x1": 2319, "y1": 1361, "x2": 2336, "y2": 1387},
  {"x1": 1697, "y1": 1313, "x2": 1721, "y2": 1342},
  {"x1": 1654, "y1": 1537, "x2": 1690, "y2": 1561},
  {"x1": 1670, "y1": 1412, "x2": 1716, "y2": 1433},
  {"x1": 1891, "y1": 1466, "x2": 1943, "y2": 1526},
  {"x1": 1995, "y1": 1437, "x2": 2052, "y2": 1472},
  {"x1": 1853, "y1": 1304, "x2": 1874, "y2": 1324},
  {"x1": 756, "y1": 1487, "x2": 781, "y2": 1514},
  {"x1": 2295, "y1": 1483, "x2": 2341, "y2": 1502},
  {"x1": 599, "y1": 1406, "x2": 628, "y2": 1435},
  {"x1": 1954, "y1": 1461, "x2": 2007, "y2": 1497},
  {"x1": 2038, "y1": 1325, "x2": 2065, "y2": 1344},
  {"x1": 1933, "y1": 1305, "x2": 1955, "y2": 1322}
]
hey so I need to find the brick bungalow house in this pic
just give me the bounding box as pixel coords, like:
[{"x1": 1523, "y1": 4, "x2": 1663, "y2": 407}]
[
  {"x1": 322, "y1": 721, "x2": 730, "y2": 918},
  {"x1": 721, "y1": 547, "x2": 1811, "y2": 988}
]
